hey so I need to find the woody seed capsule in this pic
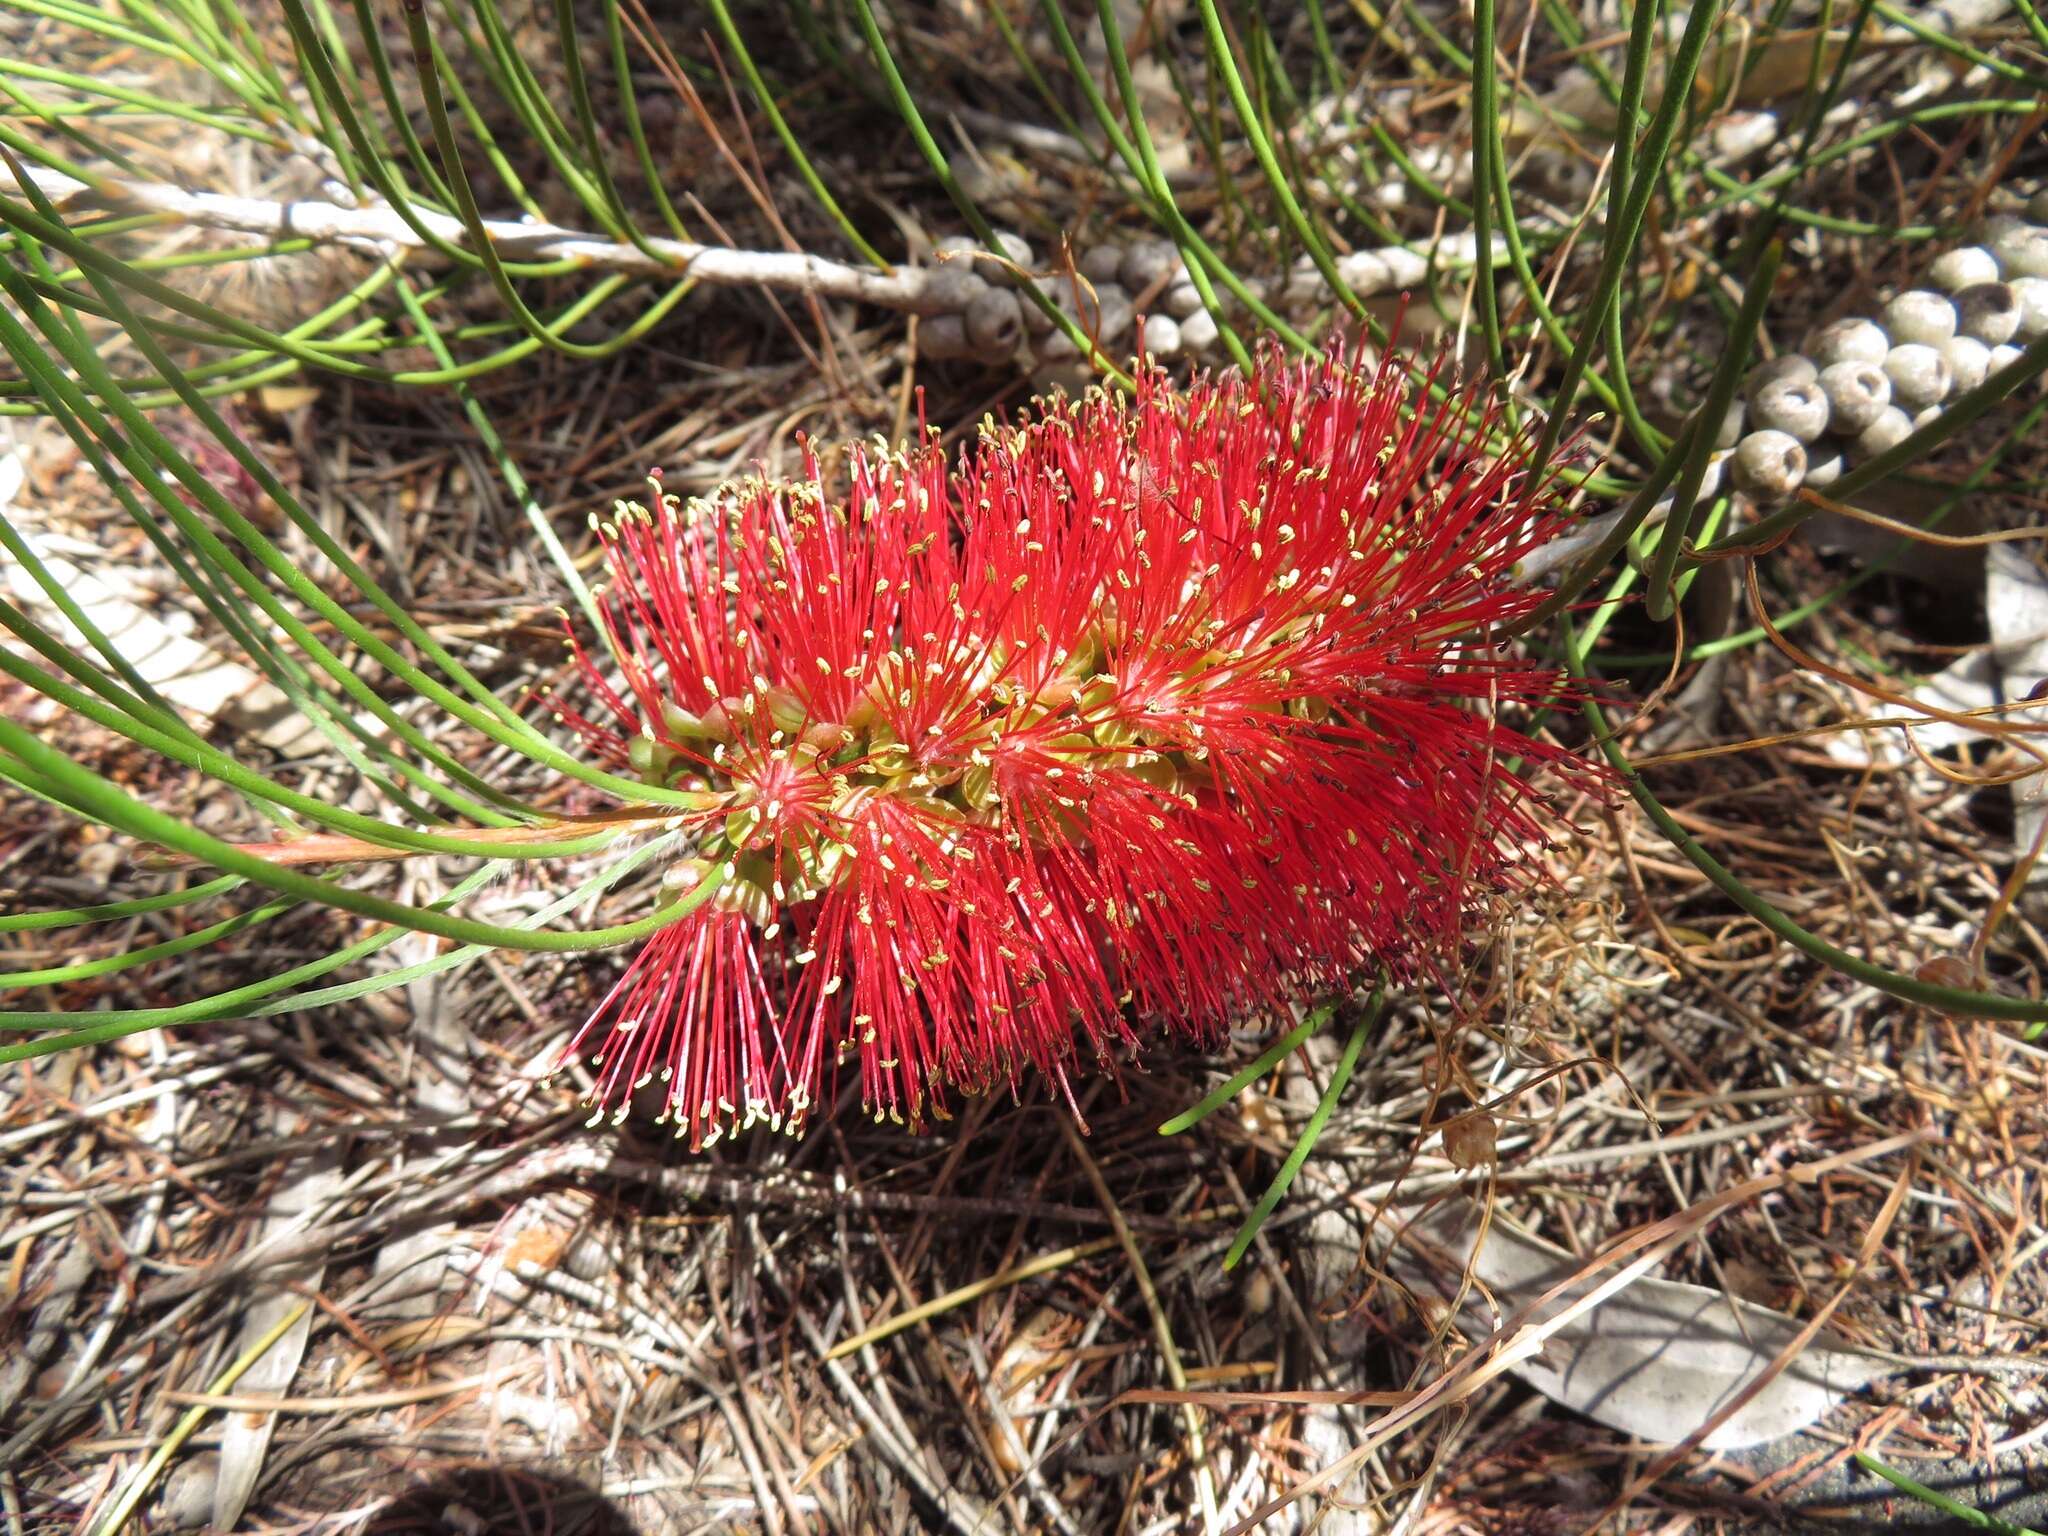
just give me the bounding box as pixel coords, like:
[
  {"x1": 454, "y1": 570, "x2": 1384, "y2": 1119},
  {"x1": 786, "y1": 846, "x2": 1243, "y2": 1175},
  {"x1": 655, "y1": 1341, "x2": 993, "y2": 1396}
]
[
  {"x1": 984, "y1": 229, "x2": 1034, "y2": 282},
  {"x1": 1954, "y1": 282, "x2": 2021, "y2": 346},
  {"x1": 1881, "y1": 290, "x2": 1957, "y2": 346},
  {"x1": 923, "y1": 262, "x2": 986, "y2": 315},
  {"x1": 1744, "y1": 354, "x2": 1817, "y2": 401},
  {"x1": 2011, "y1": 276, "x2": 2048, "y2": 339},
  {"x1": 1086, "y1": 281, "x2": 1135, "y2": 342},
  {"x1": 1140, "y1": 313, "x2": 1184, "y2": 360},
  {"x1": 1732, "y1": 429, "x2": 1806, "y2": 501},
  {"x1": 1179, "y1": 308, "x2": 1220, "y2": 355},
  {"x1": 1855, "y1": 404, "x2": 1914, "y2": 458},
  {"x1": 1939, "y1": 335, "x2": 1991, "y2": 394},
  {"x1": 1119, "y1": 238, "x2": 1182, "y2": 293},
  {"x1": 1750, "y1": 376, "x2": 1829, "y2": 442},
  {"x1": 1808, "y1": 318, "x2": 1890, "y2": 367},
  {"x1": 1079, "y1": 244, "x2": 1124, "y2": 284},
  {"x1": 920, "y1": 314, "x2": 971, "y2": 360},
  {"x1": 1817, "y1": 361, "x2": 1891, "y2": 435},
  {"x1": 1990, "y1": 224, "x2": 2048, "y2": 280},
  {"x1": 1883, "y1": 342, "x2": 1952, "y2": 408},
  {"x1": 1930, "y1": 247, "x2": 2000, "y2": 292},
  {"x1": 965, "y1": 288, "x2": 1025, "y2": 353}
]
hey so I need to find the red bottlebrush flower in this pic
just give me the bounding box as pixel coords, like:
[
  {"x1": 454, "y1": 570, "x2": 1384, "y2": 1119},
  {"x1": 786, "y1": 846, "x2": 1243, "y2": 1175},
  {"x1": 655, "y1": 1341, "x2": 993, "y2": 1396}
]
[{"x1": 548, "y1": 344, "x2": 1584, "y2": 1145}]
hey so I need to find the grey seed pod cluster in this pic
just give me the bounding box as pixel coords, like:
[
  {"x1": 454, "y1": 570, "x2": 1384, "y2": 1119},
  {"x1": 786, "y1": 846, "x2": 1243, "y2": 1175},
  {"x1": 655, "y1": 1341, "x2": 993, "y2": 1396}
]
[
  {"x1": 1732, "y1": 429, "x2": 1807, "y2": 502},
  {"x1": 1881, "y1": 290, "x2": 1956, "y2": 346},
  {"x1": 1140, "y1": 312, "x2": 1183, "y2": 360},
  {"x1": 1750, "y1": 374, "x2": 1830, "y2": 442},
  {"x1": 920, "y1": 313, "x2": 972, "y2": 360},
  {"x1": 922, "y1": 260, "x2": 985, "y2": 315},
  {"x1": 1930, "y1": 247, "x2": 1999, "y2": 292},
  {"x1": 1808, "y1": 318, "x2": 1890, "y2": 367},
  {"x1": 1817, "y1": 361, "x2": 1891, "y2": 434},
  {"x1": 984, "y1": 230, "x2": 1034, "y2": 282},
  {"x1": 1855, "y1": 405, "x2": 1914, "y2": 458},
  {"x1": 1955, "y1": 282, "x2": 2021, "y2": 345},
  {"x1": 2012, "y1": 277, "x2": 2048, "y2": 339},
  {"x1": 1990, "y1": 224, "x2": 2048, "y2": 280},
  {"x1": 924, "y1": 190, "x2": 2048, "y2": 393},
  {"x1": 1078, "y1": 244, "x2": 1124, "y2": 285},
  {"x1": 1940, "y1": 334, "x2": 1991, "y2": 394},
  {"x1": 1745, "y1": 354, "x2": 1816, "y2": 400},
  {"x1": 965, "y1": 287, "x2": 1024, "y2": 353},
  {"x1": 1119, "y1": 238, "x2": 1182, "y2": 294},
  {"x1": 1180, "y1": 307, "x2": 1220, "y2": 356},
  {"x1": 1703, "y1": 190, "x2": 2044, "y2": 512},
  {"x1": 1803, "y1": 449, "x2": 1844, "y2": 488},
  {"x1": 1085, "y1": 282, "x2": 1134, "y2": 347},
  {"x1": 1883, "y1": 342, "x2": 1952, "y2": 408}
]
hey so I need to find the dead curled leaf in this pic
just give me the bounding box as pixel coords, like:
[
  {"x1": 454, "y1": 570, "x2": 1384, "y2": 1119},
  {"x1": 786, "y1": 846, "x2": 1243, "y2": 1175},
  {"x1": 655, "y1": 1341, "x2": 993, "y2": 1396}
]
[{"x1": 1387, "y1": 1200, "x2": 1896, "y2": 1450}]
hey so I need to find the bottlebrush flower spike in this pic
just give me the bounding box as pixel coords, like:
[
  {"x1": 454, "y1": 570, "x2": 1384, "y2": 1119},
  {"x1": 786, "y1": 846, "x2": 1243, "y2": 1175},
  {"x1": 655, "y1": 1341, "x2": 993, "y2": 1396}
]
[{"x1": 547, "y1": 343, "x2": 1583, "y2": 1146}]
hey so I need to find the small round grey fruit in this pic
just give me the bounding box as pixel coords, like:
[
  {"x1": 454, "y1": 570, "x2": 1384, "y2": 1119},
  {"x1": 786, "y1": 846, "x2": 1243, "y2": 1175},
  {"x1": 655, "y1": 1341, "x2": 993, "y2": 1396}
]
[
  {"x1": 1021, "y1": 278, "x2": 1060, "y2": 335},
  {"x1": 1336, "y1": 249, "x2": 1396, "y2": 293},
  {"x1": 1953, "y1": 281, "x2": 2021, "y2": 345},
  {"x1": 1036, "y1": 323, "x2": 1079, "y2": 363},
  {"x1": 1938, "y1": 334, "x2": 1990, "y2": 394},
  {"x1": 2011, "y1": 276, "x2": 2048, "y2": 339},
  {"x1": 1140, "y1": 312, "x2": 1183, "y2": 360},
  {"x1": 964, "y1": 287, "x2": 1024, "y2": 353},
  {"x1": 1807, "y1": 317, "x2": 1890, "y2": 367},
  {"x1": 919, "y1": 313, "x2": 972, "y2": 360},
  {"x1": 1119, "y1": 238, "x2": 1182, "y2": 294},
  {"x1": 1085, "y1": 281, "x2": 1134, "y2": 342},
  {"x1": 1732, "y1": 429, "x2": 1807, "y2": 501},
  {"x1": 1881, "y1": 289, "x2": 1957, "y2": 346},
  {"x1": 1802, "y1": 449, "x2": 1843, "y2": 488},
  {"x1": 1882, "y1": 342, "x2": 1953, "y2": 408},
  {"x1": 1744, "y1": 354, "x2": 1818, "y2": 401},
  {"x1": 985, "y1": 229, "x2": 1034, "y2": 280},
  {"x1": 1710, "y1": 111, "x2": 1778, "y2": 159},
  {"x1": 1929, "y1": 246, "x2": 2001, "y2": 292},
  {"x1": 1750, "y1": 375, "x2": 1830, "y2": 442},
  {"x1": 922, "y1": 262, "x2": 986, "y2": 315},
  {"x1": 1078, "y1": 243, "x2": 1125, "y2": 284},
  {"x1": 1989, "y1": 223, "x2": 2048, "y2": 280},
  {"x1": 1817, "y1": 361, "x2": 1891, "y2": 435},
  {"x1": 1854, "y1": 405, "x2": 1914, "y2": 458}
]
